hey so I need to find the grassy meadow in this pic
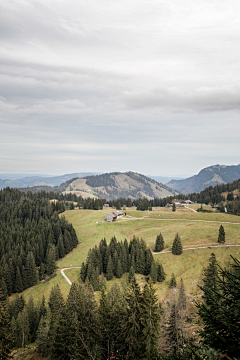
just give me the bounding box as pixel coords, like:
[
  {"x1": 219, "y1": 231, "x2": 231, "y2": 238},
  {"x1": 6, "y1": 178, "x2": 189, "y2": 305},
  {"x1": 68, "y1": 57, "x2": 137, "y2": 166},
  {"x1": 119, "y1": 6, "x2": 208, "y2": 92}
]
[{"x1": 20, "y1": 206, "x2": 240, "y2": 302}]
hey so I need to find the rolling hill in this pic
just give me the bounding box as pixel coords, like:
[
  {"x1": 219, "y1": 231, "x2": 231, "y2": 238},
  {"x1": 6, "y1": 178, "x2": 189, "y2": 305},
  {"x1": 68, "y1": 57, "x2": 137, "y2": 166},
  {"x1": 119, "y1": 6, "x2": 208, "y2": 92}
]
[
  {"x1": 64, "y1": 172, "x2": 177, "y2": 200},
  {"x1": 0, "y1": 172, "x2": 99, "y2": 190},
  {"x1": 167, "y1": 164, "x2": 240, "y2": 194}
]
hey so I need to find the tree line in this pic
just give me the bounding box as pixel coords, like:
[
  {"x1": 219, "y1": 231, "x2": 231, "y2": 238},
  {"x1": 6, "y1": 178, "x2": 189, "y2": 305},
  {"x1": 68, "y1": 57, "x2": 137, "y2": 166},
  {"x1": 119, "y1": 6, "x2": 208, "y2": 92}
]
[
  {"x1": 1, "y1": 253, "x2": 239, "y2": 359},
  {"x1": 0, "y1": 188, "x2": 78, "y2": 297},
  {"x1": 80, "y1": 236, "x2": 166, "y2": 290}
]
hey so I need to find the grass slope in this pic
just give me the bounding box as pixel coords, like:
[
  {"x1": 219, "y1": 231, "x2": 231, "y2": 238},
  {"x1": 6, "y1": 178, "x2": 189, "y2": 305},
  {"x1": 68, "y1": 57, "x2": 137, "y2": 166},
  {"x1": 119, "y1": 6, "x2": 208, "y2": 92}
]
[{"x1": 20, "y1": 206, "x2": 240, "y2": 302}]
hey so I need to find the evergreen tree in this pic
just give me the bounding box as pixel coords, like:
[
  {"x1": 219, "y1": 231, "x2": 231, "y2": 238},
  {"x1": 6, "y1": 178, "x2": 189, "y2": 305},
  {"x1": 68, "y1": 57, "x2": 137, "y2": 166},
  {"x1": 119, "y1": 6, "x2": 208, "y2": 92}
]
[
  {"x1": 157, "y1": 263, "x2": 166, "y2": 282},
  {"x1": 116, "y1": 259, "x2": 123, "y2": 279},
  {"x1": 46, "y1": 245, "x2": 56, "y2": 275},
  {"x1": 0, "y1": 289, "x2": 12, "y2": 359},
  {"x1": 16, "y1": 307, "x2": 30, "y2": 348},
  {"x1": 25, "y1": 251, "x2": 37, "y2": 288},
  {"x1": 150, "y1": 261, "x2": 157, "y2": 283},
  {"x1": 166, "y1": 301, "x2": 180, "y2": 355},
  {"x1": 144, "y1": 248, "x2": 154, "y2": 275},
  {"x1": 172, "y1": 202, "x2": 176, "y2": 212},
  {"x1": 14, "y1": 267, "x2": 23, "y2": 293},
  {"x1": 154, "y1": 233, "x2": 164, "y2": 252},
  {"x1": 218, "y1": 225, "x2": 225, "y2": 243},
  {"x1": 202, "y1": 253, "x2": 219, "y2": 296},
  {"x1": 106, "y1": 256, "x2": 114, "y2": 281},
  {"x1": 39, "y1": 263, "x2": 45, "y2": 281},
  {"x1": 80, "y1": 262, "x2": 86, "y2": 282},
  {"x1": 141, "y1": 279, "x2": 161, "y2": 358},
  {"x1": 27, "y1": 296, "x2": 38, "y2": 342},
  {"x1": 116, "y1": 202, "x2": 121, "y2": 210},
  {"x1": 123, "y1": 277, "x2": 144, "y2": 359},
  {"x1": 128, "y1": 266, "x2": 135, "y2": 283},
  {"x1": 197, "y1": 256, "x2": 240, "y2": 359},
  {"x1": 172, "y1": 233, "x2": 183, "y2": 255},
  {"x1": 178, "y1": 278, "x2": 187, "y2": 310},
  {"x1": 169, "y1": 273, "x2": 177, "y2": 288}
]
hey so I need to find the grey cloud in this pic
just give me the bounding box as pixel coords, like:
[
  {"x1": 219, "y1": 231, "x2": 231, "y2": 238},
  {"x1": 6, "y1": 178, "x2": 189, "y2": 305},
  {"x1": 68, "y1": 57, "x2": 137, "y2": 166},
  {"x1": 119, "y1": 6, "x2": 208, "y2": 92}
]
[{"x1": 122, "y1": 87, "x2": 240, "y2": 112}]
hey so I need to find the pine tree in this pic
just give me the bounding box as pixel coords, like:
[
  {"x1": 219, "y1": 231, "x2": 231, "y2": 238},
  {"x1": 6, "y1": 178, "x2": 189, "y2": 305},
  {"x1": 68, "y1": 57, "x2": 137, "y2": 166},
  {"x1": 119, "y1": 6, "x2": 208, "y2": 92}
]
[
  {"x1": 202, "y1": 253, "x2": 219, "y2": 296},
  {"x1": 154, "y1": 233, "x2": 164, "y2": 252},
  {"x1": 46, "y1": 245, "x2": 56, "y2": 275},
  {"x1": 169, "y1": 273, "x2": 177, "y2": 288},
  {"x1": 218, "y1": 225, "x2": 225, "y2": 243},
  {"x1": 128, "y1": 266, "x2": 135, "y2": 283},
  {"x1": 0, "y1": 289, "x2": 13, "y2": 359},
  {"x1": 15, "y1": 267, "x2": 23, "y2": 293},
  {"x1": 157, "y1": 263, "x2": 166, "y2": 282},
  {"x1": 141, "y1": 279, "x2": 161, "y2": 358},
  {"x1": 16, "y1": 307, "x2": 30, "y2": 348},
  {"x1": 197, "y1": 256, "x2": 240, "y2": 358},
  {"x1": 166, "y1": 301, "x2": 180, "y2": 355},
  {"x1": 116, "y1": 259, "x2": 123, "y2": 278},
  {"x1": 39, "y1": 263, "x2": 45, "y2": 281},
  {"x1": 106, "y1": 256, "x2": 114, "y2": 281},
  {"x1": 123, "y1": 277, "x2": 144, "y2": 359},
  {"x1": 172, "y1": 202, "x2": 176, "y2": 212},
  {"x1": 172, "y1": 233, "x2": 183, "y2": 255},
  {"x1": 178, "y1": 278, "x2": 186, "y2": 310},
  {"x1": 25, "y1": 251, "x2": 37, "y2": 288},
  {"x1": 150, "y1": 261, "x2": 157, "y2": 283},
  {"x1": 27, "y1": 295, "x2": 38, "y2": 342}
]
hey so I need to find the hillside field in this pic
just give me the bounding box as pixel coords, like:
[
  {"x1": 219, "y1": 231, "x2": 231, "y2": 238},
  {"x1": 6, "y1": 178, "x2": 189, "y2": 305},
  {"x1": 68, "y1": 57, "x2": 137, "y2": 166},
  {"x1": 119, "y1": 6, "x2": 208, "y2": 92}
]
[{"x1": 20, "y1": 205, "x2": 240, "y2": 302}]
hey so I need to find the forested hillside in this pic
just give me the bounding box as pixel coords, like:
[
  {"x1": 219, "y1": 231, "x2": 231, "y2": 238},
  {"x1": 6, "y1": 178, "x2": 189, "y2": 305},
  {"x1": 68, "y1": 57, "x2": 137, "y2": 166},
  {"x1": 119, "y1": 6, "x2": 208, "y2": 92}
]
[
  {"x1": 0, "y1": 188, "x2": 78, "y2": 297},
  {"x1": 167, "y1": 164, "x2": 240, "y2": 194}
]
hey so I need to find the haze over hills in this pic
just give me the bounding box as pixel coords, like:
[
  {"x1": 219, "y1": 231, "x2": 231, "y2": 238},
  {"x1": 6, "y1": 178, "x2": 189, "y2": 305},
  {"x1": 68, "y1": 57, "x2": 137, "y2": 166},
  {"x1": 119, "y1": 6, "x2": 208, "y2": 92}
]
[
  {"x1": 0, "y1": 172, "x2": 100, "y2": 190},
  {"x1": 64, "y1": 172, "x2": 177, "y2": 200},
  {"x1": 167, "y1": 164, "x2": 240, "y2": 194}
]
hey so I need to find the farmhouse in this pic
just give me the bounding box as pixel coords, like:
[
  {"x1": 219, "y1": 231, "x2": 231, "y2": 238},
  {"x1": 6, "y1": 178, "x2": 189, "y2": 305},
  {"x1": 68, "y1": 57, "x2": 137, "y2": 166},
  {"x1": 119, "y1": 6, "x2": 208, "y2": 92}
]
[{"x1": 105, "y1": 210, "x2": 124, "y2": 222}]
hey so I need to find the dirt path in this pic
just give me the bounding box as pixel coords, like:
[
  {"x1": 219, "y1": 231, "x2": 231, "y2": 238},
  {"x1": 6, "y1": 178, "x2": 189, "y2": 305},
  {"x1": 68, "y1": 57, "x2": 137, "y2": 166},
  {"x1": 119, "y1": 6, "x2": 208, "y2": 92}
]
[
  {"x1": 60, "y1": 243, "x2": 240, "y2": 285},
  {"x1": 153, "y1": 244, "x2": 240, "y2": 255},
  {"x1": 61, "y1": 267, "x2": 81, "y2": 286},
  {"x1": 123, "y1": 216, "x2": 240, "y2": 225}
]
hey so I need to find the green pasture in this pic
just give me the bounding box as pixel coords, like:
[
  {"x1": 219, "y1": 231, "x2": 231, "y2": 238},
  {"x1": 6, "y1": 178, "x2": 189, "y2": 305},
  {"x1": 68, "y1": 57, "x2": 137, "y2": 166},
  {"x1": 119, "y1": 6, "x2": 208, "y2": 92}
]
[{"x1": 20, "y1": 206, "x2": 240, "y2": 303}]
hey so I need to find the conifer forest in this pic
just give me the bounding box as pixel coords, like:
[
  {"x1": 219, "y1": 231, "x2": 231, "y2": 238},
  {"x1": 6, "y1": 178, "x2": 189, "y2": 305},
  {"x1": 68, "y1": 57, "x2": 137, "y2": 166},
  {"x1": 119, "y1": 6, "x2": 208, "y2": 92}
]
[{"x1": 0, "y1": 184, "x2": 240, "y2": 360}]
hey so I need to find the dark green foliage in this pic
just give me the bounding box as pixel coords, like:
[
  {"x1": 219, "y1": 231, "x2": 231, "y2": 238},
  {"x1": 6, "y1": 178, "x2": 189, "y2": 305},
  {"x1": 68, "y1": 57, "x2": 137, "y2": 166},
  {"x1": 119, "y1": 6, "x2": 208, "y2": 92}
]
[
  {"x1": 197, "y1": 256, "x2": 240, "y2": 359},
  {"x1": 218, "y1": 225, "x2": 225, "y2": 243},
  {"x1": 170, "y1": 273, "x2": 177, "y2": 288},
  {"x1": 202, "y1": 253, "x2": 219, "y2": 296},
  {"x1": 150, "y1": 261, "x2": 157, "y2": 283},
  {"x1": 106, "y1": 256, "x2": 114, "y2": 280},
  {"x1": 0, "y1": 289, "x2": 13, "y2": 359},
  {"x1": 46, "y1": 246, "x2": 56, "y2": 275},
  {"x1": 157, "y1": 263, "x2": 166, "y2": 282},
  {"x1": 166, "y1": 301, "x2": 180, "y2": 355},
  {"x1": 128, "y1": 266, "x2": 135, "y2": 283},
  {"x1": 81, "y1": 236, "x2": 156, "y2": 287},
  {"x1": 172, "y1": 202, "x2": 176, "y2": 212},
  {"x1": 178, "y1": 279, "x2": 186, "y2": 310},
  {"x1": 172, "y1": 233, "x2": 183, "y2": 255},
  {"x1": 154, "y1": 233, "x2": 164, "y2": 252},
  {"x1": 0, "y1": 188, "x2": 78, "y2": 295}
]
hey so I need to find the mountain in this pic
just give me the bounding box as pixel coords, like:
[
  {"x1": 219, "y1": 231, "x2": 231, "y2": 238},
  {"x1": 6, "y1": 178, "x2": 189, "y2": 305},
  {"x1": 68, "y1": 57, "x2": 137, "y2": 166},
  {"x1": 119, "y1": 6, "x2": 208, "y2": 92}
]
[
  {"x1": 64, "y1": 171, "x2": 177, "y2": 200},
  {"x1": 167, "y1": 164, "x2": 240, "y2": 194},
  {"x1": 147, "y1": 175, "x2": 184, "y2": 184},
  {"x1": 0, "y1": 172, "x2": 100, "y2": 189}
]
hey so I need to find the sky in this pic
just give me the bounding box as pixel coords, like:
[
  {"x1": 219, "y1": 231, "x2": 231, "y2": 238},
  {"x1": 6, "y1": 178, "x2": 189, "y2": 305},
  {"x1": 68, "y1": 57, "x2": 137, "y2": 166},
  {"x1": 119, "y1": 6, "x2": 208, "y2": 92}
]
[{"x1": 1, "y1": 0, "x2": 240, "y2": 177}]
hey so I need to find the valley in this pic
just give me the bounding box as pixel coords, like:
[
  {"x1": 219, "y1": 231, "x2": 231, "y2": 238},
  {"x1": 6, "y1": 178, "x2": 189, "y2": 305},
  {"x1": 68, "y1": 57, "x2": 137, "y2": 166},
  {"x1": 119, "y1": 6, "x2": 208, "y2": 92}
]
[{"x1": 21, "y1": 205, "x2": 240, "y2": 302}]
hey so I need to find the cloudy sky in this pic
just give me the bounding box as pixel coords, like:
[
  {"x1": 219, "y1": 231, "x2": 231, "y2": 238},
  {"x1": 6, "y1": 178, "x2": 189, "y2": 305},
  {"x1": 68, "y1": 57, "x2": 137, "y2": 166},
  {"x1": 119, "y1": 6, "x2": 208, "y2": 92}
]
[{"x1": 1, "y1": 0, "x2": 240, "y2": 177}]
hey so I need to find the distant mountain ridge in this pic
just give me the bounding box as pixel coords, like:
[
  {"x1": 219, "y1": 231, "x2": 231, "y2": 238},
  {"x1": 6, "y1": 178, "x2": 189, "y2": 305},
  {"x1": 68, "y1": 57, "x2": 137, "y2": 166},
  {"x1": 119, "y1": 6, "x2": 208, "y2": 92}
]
[
  {"x1": 167, "y1": 164, "x2": 240, "y2": 194},
  {"x1": 0, "y1": 172, "x2": 100, "y2": 190},
  {"x1": 64, "y1": 171, "x2": 177, "y2": 200}
]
